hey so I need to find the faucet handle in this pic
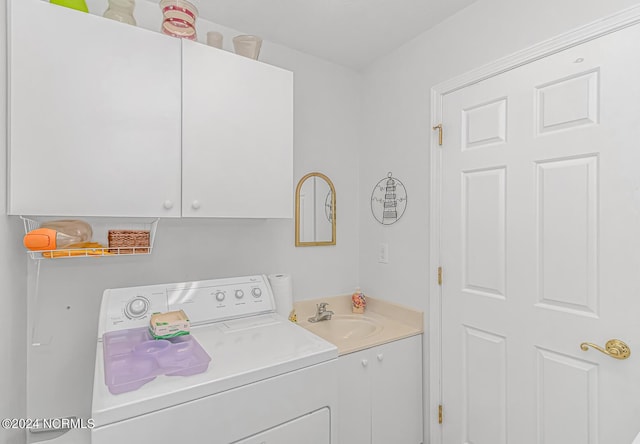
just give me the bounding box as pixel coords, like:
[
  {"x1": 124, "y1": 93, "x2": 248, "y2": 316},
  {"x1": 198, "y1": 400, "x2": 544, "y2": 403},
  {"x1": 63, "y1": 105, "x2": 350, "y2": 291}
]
[{"x1": 317, "y1": 302, "x2": 329, "y2": 312}]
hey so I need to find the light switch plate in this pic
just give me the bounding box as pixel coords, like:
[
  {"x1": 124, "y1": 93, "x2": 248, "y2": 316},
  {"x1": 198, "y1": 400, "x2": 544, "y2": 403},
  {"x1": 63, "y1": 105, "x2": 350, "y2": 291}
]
[{"x1": 378, "y1": 243, "x2": 389, "y2": 264}]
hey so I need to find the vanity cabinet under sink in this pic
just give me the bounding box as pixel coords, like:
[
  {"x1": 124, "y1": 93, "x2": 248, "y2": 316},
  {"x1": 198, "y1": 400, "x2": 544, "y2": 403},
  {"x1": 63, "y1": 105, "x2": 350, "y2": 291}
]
[
  {"x1": 337, "y1": 335, "x2": 423, "y2": 444},
  {"x1": 7, "y1": 0, "x2": 293, "y2": 218}
]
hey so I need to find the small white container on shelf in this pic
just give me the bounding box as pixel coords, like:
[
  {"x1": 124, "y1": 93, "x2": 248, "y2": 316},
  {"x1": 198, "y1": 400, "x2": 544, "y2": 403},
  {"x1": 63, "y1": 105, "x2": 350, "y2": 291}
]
[
  {"x1": 233, "y1": 35, "x2": 262, "y2": 60},
  {"x1": 206, "y1": 31, "x2": 223, "y2": 49}
]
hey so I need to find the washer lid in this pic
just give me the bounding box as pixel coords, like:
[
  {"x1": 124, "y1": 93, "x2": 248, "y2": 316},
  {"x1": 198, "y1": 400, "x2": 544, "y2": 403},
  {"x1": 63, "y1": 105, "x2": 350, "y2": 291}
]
[{"x1": 91, "y1": 313, "x2": 337, "y2": 427}]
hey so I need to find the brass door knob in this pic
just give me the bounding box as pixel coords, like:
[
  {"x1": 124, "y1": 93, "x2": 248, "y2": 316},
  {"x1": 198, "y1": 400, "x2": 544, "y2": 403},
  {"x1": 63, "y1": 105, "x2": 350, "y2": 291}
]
[{"x1": 580, "y1": 339, "x2": 630, "y2": 360}]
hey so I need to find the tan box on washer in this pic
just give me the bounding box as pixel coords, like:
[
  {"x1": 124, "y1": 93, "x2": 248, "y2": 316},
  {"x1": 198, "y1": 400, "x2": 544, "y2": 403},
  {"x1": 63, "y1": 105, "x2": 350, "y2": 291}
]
[{"x1": 149, "y1": 310, "x2": 190, "y2": 339}]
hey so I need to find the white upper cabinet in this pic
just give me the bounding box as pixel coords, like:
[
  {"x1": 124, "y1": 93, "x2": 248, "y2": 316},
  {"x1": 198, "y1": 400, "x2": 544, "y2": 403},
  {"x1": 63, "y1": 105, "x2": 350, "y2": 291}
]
[
  {"x1": 181, "y1": 40, "x2": 293, "y2": 218},
  {"x1": 8, "y1": 0, "x2": 182, "y2": 217},
  {"x1": 8, "y1": 0, "x2": 293, "y2": 219}
]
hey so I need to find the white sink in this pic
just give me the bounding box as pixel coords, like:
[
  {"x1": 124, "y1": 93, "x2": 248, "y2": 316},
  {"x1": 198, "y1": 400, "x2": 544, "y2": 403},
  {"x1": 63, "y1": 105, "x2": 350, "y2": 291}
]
[{"x1": 304, "y1": 315, "x2": 383, "y2": 341}]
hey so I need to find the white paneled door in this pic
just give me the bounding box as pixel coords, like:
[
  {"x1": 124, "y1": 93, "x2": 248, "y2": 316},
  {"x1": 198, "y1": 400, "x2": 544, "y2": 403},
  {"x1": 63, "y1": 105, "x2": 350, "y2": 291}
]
[{"x1": 438, "y1": 23, "x2": 640, "y2": 444}]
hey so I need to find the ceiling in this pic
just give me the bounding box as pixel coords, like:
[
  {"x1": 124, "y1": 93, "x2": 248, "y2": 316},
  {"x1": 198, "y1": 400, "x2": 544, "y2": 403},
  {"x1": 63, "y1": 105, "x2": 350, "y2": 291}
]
[{"x1": 191, "y1": 0, "x2": 477, "y2": 70}]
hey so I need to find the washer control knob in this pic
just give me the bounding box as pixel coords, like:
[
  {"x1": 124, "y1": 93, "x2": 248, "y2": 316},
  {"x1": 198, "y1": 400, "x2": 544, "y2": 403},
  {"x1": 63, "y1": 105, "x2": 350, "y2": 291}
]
[
  {"x1": 235, "y1": 290, "x2": 244, "y2": 299},
  {"x1": 125, "y1": 297, "x2": 149, "y2": 319},
  {"x1": 215, "y1": 291, "x2": 225, "y2": 302},
  {"x1": 251, "y1": 288, "x2": 262, "y2": 298}
]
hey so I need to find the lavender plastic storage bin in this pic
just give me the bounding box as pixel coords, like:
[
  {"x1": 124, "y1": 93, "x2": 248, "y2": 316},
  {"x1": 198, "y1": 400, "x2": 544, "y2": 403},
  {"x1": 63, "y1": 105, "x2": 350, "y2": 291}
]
[{"x1": 103, "y1": 327, "x2": 211, "y2": 394}]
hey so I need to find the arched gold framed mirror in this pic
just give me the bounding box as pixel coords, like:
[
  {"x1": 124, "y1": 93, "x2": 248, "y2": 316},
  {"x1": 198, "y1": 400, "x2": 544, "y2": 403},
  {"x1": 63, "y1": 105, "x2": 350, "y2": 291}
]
[{"x1": 295, "y1": 172, "x2": 336, "y2": 246}]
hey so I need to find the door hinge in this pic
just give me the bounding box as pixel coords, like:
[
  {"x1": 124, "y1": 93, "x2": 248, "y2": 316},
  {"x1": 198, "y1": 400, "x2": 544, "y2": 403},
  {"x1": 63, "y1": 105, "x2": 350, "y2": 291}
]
[
  {"x1": 433, "y1": 124, "x2": 443, "y2": 146},
  {"x1": 438, "y1": 404, "x2": 443, "y2": 424},
  {"x1": 437, "y1": 267, "x2": 443, "y2": 286}
]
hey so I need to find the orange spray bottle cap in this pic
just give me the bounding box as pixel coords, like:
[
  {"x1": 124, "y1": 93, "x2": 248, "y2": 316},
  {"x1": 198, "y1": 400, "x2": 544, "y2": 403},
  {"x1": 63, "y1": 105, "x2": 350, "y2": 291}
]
[{"x1": 23, "y1": 228, "x2": 58, "y2": 250}]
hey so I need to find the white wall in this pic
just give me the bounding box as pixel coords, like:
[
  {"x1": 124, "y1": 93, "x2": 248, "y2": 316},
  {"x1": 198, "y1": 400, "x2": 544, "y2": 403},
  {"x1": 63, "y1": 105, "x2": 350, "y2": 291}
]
[
  {"x1": 358, "y1": 0, "x2": 640, "y2": 441},
  {"x1": 16, "y1": 0, "x2": 640, "y2": 441},
  {"x1": 360, "y1": 0, "x2": 640, "y2": 310},
  {"x1": 14, "y1": 1, "x2": 361, "y2": 441},
  {"x1": 0, "y1": 1, "x2": 29, "y2": 443}
]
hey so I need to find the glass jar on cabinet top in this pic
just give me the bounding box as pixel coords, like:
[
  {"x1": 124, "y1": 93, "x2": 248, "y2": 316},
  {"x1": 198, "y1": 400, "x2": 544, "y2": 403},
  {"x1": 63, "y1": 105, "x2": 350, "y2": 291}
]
[
  {"x1": 103, "y1": 0, "x2": 136, "y2": 25},
  {"x1": 160, "y1": 0, "x2": 198, "y2": 40}
]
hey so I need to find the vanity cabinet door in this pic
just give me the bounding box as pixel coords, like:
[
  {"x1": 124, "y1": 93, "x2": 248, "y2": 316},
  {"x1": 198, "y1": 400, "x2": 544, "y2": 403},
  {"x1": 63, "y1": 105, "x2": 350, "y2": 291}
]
[
  {"x1": 8, "y1": 0, "x2": 182, "y2": 217},
  {"x1": 181, "y1": 40, "x2": 293, "y2": 218},
  {"x1": 371, "y1": 335, "x2": 423, "y2": 444},
  {"x1": 337, "y1": 349, "x2": 372, "y2": 444},
  {"x1": 337, "y1": 335, "x2": 423, "y2": 444}
]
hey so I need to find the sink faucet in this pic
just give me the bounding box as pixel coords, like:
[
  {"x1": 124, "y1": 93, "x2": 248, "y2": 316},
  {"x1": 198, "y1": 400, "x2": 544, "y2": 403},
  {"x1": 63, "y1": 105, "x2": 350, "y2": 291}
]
[{"x1": 308, "y1": 302, "x2": 334, "y2": 323}]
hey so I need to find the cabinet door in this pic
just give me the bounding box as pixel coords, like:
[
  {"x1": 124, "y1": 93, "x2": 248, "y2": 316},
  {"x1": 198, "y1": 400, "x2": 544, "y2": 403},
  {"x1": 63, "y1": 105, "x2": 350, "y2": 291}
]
[
  {"x1": 371, "y1": 335, "x2": 423, "y2": 444},
  {"x1": 182, "y1": 40, "x2": 293, "y2": 218},
  {"x1": 8, "y1": 0, "x2": 182, "y2": 217},
  {"x1": 337, "y1": 349, "x2": 372, "y2": 444}
]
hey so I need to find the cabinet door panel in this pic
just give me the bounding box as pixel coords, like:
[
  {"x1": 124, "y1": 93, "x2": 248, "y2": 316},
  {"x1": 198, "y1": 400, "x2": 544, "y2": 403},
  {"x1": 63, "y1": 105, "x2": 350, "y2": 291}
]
[
  {"x1": 182, "y1": 41, "x2": 293, "y2": 218},
  {"x1": 337, "y1": 350, "x2": 372, "y2": 444},
  {"x1": 8, "y1": 0, "x2": 181, "y2": 217},
  {"x1": 372, "y1": 336, "x2": 423, "y2": 444}
]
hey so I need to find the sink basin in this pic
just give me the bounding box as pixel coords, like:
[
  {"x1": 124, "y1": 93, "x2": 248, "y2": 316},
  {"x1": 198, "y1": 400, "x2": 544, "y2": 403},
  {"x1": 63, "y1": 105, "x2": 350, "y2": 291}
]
[{"x1": 304, "y1": 315, "x2": 383, "y2": 341}]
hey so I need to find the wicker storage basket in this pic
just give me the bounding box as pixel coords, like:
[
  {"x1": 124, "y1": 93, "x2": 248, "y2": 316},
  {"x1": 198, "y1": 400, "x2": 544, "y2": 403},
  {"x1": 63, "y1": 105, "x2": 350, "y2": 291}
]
[{"x1": 108, "y1": 230, "x2": 150, "y2": 254}]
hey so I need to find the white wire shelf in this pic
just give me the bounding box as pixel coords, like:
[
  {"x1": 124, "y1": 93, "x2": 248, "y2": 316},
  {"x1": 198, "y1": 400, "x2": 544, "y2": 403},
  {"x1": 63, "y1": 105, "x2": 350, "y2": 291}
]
[{"x1": 21, "y1": 217, "x2": 159, "y2": 260}]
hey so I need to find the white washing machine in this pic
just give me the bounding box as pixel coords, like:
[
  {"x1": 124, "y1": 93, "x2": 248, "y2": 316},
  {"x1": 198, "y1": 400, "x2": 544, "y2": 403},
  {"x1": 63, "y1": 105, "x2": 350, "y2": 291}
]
[{"x1": 90, "y1": 275, "x2": 338, "y2": 444}]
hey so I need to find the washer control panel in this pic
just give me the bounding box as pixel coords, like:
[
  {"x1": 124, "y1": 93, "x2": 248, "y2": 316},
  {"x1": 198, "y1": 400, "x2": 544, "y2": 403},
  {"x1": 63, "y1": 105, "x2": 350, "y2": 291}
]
[{"x1": 98, "y1": 275, "x2": 275, "y2": 336}]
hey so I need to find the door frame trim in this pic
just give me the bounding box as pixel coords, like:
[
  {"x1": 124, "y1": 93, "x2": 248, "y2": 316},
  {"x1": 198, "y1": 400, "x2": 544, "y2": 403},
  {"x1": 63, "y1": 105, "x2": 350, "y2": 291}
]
[{"x1": 428, "y1": 4, "x2": 640, "y2": 443}]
